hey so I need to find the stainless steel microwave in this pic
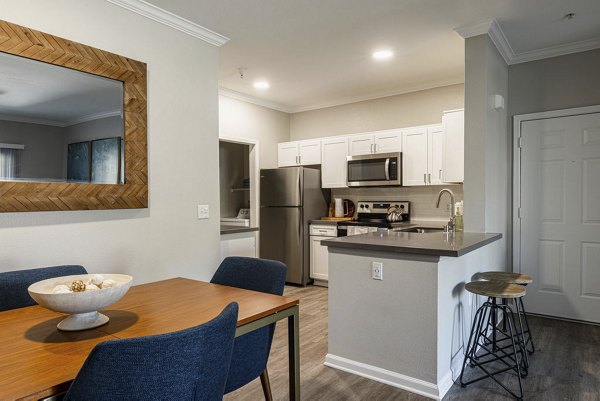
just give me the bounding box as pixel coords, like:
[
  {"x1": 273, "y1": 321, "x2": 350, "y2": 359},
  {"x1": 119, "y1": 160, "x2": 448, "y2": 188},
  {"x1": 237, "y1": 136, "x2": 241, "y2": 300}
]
[{"x1": 346, "y1": 152, "x2": 402, "y2": 187}]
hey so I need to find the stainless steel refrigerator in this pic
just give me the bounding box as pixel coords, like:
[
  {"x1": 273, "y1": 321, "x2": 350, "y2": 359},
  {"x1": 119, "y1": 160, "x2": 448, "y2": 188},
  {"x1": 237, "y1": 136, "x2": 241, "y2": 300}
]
[{"x1": 260, "y1": 167, "x2": 329, "y2": 285}]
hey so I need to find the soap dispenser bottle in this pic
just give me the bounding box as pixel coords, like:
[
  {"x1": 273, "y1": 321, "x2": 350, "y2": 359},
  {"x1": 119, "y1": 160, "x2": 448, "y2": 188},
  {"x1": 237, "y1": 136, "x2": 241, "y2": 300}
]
[{"x1": 455, "y1": 201, "x2": 464, "y2": 232}]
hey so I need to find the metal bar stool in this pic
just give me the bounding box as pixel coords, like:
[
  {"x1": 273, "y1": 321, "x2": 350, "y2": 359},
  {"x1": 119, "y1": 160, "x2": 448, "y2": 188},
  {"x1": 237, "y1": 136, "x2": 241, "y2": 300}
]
[
  {"x1": 460, "y1": 280, "x2": 527, "y2": 400},
  {"x1": 478, "y1": 271, "x2": 535, "y2": 354}
]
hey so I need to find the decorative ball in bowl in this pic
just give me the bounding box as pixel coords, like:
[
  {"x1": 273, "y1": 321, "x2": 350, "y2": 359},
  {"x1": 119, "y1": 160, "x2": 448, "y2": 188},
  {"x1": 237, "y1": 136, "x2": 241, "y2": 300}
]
[{"x1": 28, "y1": 274, "x2": 133, "y2": 331}]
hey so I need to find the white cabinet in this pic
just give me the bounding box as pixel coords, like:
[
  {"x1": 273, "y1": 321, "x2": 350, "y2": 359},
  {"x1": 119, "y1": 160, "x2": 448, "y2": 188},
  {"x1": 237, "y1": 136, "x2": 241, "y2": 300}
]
[
  {"x1": 428, "y1": 125, "x2": 444, "y2": 185},
  {"x1": 278, "y1": 142, "x2": 299, "y2": 167},
  {"x1": 348, "y1": 129, "x2": 402, "y2": 156},
  {"x1": 275, "y1": 111, "x2": 463, "y2": 188},
  {"x1": 220, "y1": 231, "x2": 257, "y2": 261},
  {"x1": 374, "y1": 130, "x2": 403, "y2": 154},
  {"x1": 442, "y1": 109, "x2": 464, "y2": 183},
  {"x1": 402, "y1": 127, "x2": 429, "y2": 186},
  {"x1": 309, "y1": 224, "x2": 337, "y2": 285},
  {"x1": 310, "y1": 236, "x2": 330, "y2": 284},
  {"x1": 277, "y1": 139, "x2": 321, "y2": 167},
  {"x1": 348, "y1": 134, "x2": 374, "y2": 156},
  {"x1": 299, "y1": 140, "x2": 321, "y2": 165},
  {"x1": 321, "y1": 136, "x2": 348, "y2": 188},
  {"x1": 402, "y1": 125, "x2": 444, "y2": 186}
]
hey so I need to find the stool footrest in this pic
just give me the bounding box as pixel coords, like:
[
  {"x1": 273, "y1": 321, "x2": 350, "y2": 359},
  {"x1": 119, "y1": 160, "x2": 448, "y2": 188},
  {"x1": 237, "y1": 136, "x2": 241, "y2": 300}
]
[{"x1": 459, "y1": 300, "x2": 527, "y2": 400}]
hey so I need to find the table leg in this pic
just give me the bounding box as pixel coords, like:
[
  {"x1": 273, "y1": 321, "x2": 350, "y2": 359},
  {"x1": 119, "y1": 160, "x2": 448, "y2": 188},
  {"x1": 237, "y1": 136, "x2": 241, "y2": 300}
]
[{"x1": 288, "y1": 305, "x2": 300, "y2": 401}]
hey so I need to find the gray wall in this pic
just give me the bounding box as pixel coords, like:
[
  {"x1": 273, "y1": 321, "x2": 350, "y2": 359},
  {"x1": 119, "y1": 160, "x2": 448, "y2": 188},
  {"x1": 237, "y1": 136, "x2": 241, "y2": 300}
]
[
  {"x1": 65, "y1": 115, "x2": 123, "y2": 143},
  {"x1": 508, "y1": 49, "x2": 600, "y2": 117},
  {"x1": 463, "y1": 34, "x2": 509, "y2": 268},
  {"x1": 219, "y1": 95, "x2": 290, "y2": 169},
  {"x1": 0, "y1": 1, "x2": 221, "y2": 285},
  {"x1": 0, "y1": 120, "x2": 65, "y2": 180},
  {"x1": 219, "y1": 141, "x2": 249, "y2": 218},
  {"x1": 63, "y1": 116, "x2": 124, "y2": 179},
  {"x1": 290, "y1": 84, "x2": 464, "y2": 140}
]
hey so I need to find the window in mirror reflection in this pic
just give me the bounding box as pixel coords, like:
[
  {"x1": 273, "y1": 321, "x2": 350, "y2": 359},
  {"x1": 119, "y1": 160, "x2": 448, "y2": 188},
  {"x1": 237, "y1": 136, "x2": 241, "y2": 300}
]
[{"x1": 0, "y1": 51, "x2": 124, "y2": 184}]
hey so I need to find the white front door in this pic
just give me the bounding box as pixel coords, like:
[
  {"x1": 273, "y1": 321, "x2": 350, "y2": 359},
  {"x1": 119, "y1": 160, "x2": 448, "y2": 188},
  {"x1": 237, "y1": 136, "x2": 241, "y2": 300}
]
[{"x1": 518, "y1": 112, "x2": 600, "y2": 323}]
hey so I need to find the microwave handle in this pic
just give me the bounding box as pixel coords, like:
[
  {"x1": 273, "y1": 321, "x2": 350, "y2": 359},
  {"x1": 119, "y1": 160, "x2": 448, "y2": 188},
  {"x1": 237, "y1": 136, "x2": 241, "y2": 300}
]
[{"x1": 384, "y1": 158, "x2": 390, "y2": 180}]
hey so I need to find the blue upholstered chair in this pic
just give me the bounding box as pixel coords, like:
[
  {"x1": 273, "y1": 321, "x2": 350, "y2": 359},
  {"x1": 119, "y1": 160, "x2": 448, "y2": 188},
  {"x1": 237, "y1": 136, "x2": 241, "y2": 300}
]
[
  {"x1": 210, "y1": 257, "x2": 287, "y2": 400},
  {"x1": 0, "y1": 265, "x2": 88, "y2": 312},
  {"x1": 63, "y1": 302, "x2": 239, "y2": 401}
]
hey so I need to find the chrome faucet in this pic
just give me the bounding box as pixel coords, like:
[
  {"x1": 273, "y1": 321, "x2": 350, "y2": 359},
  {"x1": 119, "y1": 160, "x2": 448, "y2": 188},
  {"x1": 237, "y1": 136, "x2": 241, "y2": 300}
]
[{"x1": 436, "y1": 188, "x2": 456, "y2": 233}]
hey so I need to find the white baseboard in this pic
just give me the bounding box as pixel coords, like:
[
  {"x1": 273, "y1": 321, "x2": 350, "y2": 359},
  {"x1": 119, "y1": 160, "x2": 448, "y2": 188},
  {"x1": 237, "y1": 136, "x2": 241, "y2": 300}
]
[
  {"x1": 438, "y1": 351, "x2": 465, "y2": 399},
  {"x1": 324, "y1": 354, "x2": 441, "y2": 400}
]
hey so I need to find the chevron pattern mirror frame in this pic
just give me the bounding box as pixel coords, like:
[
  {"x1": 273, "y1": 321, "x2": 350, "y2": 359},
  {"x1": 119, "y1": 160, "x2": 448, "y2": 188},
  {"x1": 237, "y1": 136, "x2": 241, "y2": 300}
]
[{"x1": 0, "y1": 18, "x2": 147, "y2": 212}]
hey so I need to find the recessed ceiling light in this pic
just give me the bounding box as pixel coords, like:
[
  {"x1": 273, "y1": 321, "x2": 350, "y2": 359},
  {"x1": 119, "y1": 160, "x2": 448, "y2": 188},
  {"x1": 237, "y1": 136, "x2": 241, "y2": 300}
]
[
  {"x1": 372, "y1": 50, "x2": 393, "y2": 60},
  {"x1": 253, "y1": 80, "x2": 270, "y2": 90}
]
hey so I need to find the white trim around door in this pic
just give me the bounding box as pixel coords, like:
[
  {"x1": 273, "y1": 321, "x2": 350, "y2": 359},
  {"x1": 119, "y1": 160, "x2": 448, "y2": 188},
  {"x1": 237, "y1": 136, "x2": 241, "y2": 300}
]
[
  {"x1": 513, "y1": 105, "x2": 600, "y2": 323},
  {"x1": 513, "y1": 105, "x2": 600, "y2": 273}
]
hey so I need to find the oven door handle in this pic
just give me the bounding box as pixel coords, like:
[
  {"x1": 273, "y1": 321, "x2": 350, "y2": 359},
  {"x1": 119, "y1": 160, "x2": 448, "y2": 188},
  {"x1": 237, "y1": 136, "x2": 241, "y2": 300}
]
[{"x1": 384, "y1": 158, "x2": 390, "y2": 181}]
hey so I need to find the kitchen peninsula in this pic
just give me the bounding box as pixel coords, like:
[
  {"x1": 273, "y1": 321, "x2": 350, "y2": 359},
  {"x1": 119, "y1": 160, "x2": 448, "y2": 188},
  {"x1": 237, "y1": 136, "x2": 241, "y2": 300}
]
[{"x1": 322, "y1": 230, "x2": 502, "y2": 400}]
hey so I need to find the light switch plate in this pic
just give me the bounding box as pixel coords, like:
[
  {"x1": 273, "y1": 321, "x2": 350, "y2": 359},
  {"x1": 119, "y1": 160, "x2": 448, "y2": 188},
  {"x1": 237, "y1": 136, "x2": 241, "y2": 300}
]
[{"x1": 197, "y1": 204, "x2": 209, "y2": 219}]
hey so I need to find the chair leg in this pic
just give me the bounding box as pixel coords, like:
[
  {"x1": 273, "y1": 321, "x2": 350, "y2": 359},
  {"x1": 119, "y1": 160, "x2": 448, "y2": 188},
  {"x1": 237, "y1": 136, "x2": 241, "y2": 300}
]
[{"x1": 260, "y1": 369, "x2": 274, "y2": 401}]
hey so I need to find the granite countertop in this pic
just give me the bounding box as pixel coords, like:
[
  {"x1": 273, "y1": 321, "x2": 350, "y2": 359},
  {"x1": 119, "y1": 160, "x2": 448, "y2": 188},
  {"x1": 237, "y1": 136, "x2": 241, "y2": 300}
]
[
  {"x1": 220, "y1": 225, "x2": 260, "y2": 235},
  {"x1": 322, "y1": 231, "x2": 502, "y2": 257}
]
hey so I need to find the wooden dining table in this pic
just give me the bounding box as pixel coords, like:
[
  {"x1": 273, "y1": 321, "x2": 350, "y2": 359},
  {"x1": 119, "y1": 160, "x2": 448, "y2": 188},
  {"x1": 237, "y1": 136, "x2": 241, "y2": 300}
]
[{"x1": 0, "y1": 278, "x2": 300, "y2": 401}]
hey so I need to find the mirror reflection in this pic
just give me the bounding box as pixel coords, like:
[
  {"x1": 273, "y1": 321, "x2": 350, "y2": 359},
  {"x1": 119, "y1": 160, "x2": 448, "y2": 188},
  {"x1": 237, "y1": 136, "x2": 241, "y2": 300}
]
[{"x1": 0, "y1": 52, "x2": 124, "y2": 184}]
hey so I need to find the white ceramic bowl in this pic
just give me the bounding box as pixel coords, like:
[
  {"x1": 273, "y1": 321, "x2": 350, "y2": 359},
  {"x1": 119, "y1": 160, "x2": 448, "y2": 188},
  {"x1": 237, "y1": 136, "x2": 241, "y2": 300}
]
[{"x1": 28, "y1": 274, "x2": 133, "y2": 331}]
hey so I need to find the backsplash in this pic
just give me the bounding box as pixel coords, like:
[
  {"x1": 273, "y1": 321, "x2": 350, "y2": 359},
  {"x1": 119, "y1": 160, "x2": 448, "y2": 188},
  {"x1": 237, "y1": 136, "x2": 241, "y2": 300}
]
[{"x1": 331, "y1": 184, "x2": 463, "y2": 221}]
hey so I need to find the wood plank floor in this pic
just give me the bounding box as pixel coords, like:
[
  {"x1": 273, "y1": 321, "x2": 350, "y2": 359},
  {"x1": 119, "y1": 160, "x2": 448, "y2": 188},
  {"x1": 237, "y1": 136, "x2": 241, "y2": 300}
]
[{"x1": 225, "y1": 285, "x2": 600, "y2": 401}]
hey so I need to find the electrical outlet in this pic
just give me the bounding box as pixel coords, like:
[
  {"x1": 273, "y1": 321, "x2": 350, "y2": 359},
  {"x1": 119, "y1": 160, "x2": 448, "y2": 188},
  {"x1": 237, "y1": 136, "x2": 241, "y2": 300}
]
[
  {"x1": 197, "y1": 204, "x2": 210, "y2": 219},
  {"x1": 372, "y1": 262, "x2": 383, "y2": 280}
]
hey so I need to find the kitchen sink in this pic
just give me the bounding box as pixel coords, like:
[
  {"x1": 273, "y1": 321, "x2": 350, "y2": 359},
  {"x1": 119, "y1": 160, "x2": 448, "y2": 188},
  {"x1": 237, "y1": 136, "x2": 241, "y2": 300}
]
[{"x1": 395, "y1": 226, "x2": 445, "y2": 233}]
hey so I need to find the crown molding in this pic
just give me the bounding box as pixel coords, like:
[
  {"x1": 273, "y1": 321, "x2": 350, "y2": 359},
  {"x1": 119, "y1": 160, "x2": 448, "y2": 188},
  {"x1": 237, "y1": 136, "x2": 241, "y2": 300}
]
[
  {"x1": 220, "y1": 79, "x2": 465, "y2": 114},
  {"x1": 218, "y1": 87, "x2": 292, "y2": 113},
  {"x1": 455, "y1": 19, "x2": 513, "y2": 64},
  {"x1": 290, "y1": 78, "x2": 465, "y2": 113},
  {"x1": 66, "y1": 110, "x2": 122, "y2": 126},
  {"x1": 106, "y1": 0, "x2": 230, "y2": 47},
  {"x1": 455, "y1": 18, "x2": 600, "y2": 65},
  {"x1": 510, "y1": 37, "x2": 600, "y2": 64},
  {"x1": 0, "y1": 110, "x2": 122, "y2": 128},
  {"x1": 487, "y1": 19, "x2": 514, "y2": 65},
  {"x1": 220, "y1": 79, "x2": 465, "y2": 115},
  {"x1": 0, "y1": 113, "x2": 65, "y2": 127},
  {"x1": 454, "y1": 19, "x2": 495, "y2": 39}
]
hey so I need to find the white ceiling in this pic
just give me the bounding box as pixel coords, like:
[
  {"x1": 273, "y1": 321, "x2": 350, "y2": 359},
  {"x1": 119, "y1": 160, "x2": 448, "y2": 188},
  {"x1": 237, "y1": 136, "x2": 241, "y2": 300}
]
[
  {"x1": 0, "y1": 52, "x2": 122, "y2": 126},
  {"x1": 147, "y1": 0, "x2": 600, "y2": 112}
]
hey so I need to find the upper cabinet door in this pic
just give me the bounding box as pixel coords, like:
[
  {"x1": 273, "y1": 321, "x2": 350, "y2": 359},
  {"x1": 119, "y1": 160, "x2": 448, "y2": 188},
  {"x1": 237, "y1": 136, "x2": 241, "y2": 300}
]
[
  {"x1": 428, "y1": 125, "x2": 444, "y2": 185},
  {"x1": 374, "y1": 130, "x2": 402, "y2": 154},
  {"x1": 298, "y1": 139, "x2": 321, "y2": 165},
  {"x1": 442, "y1": 109, "x2": 464, "y2": 183},
  {"x1": 348, "y1": 134, "x2": 375, "y2": 156},
  {"x1": 278, "y1": 142, "x2": 300, "y2": 167},
  {"x1": 321, "y1": 137, "x2": 349, "y2": 188},
  {"x1": 402, "y1": 127, "x2": 428, "y2": 186}
]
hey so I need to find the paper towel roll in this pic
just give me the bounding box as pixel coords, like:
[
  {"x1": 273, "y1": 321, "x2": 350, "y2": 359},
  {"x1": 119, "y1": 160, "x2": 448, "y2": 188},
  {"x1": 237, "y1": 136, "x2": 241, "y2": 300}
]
[{"x1": 334, "y1": 198, "x2": 343, "y2": 217}]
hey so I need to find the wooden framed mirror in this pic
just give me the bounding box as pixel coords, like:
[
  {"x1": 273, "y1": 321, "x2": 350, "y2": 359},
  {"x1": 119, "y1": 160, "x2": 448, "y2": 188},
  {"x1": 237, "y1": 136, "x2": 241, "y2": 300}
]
[{"x1": 0, "y1": 19, "x2": 147, "y2": 212}]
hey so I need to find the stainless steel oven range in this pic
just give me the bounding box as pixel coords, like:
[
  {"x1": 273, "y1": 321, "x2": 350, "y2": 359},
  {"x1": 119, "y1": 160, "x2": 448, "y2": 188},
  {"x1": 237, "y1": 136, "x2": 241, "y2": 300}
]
[{"x1": 338, "y1": 201, "x2": 410, "y2": 236}]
